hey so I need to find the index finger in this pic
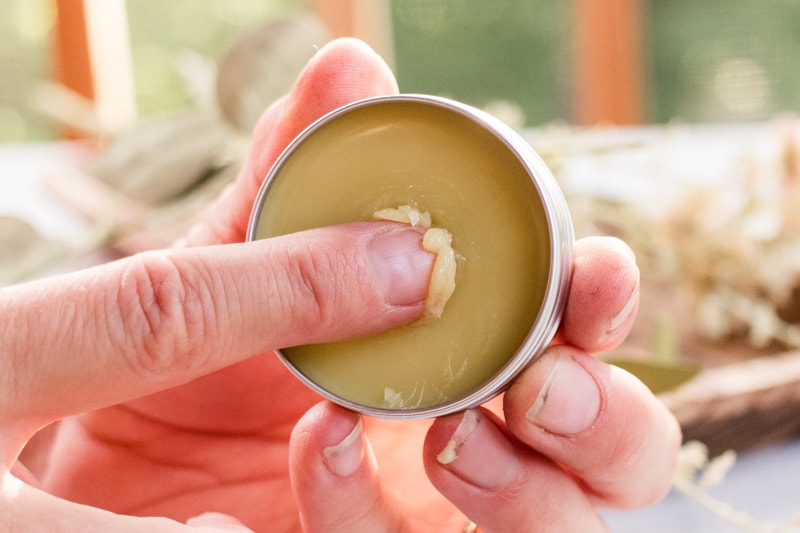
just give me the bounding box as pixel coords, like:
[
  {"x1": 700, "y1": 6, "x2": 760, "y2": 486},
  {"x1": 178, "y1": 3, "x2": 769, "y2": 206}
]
[
  {"x1": 0, "y1": 224, "x2": 433, "y2": 437},
  {"x1": 559, "y1": 236, "x2": 640, "y2": 354}
]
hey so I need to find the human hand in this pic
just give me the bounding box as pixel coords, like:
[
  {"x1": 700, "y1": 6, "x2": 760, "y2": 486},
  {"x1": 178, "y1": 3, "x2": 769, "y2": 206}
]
[
  {"x1": 289, "y1": 238, "x2": 681, "y2": 532},
  {"x1": 1, "y1": 38, "x2": 680, "y2": 532}
]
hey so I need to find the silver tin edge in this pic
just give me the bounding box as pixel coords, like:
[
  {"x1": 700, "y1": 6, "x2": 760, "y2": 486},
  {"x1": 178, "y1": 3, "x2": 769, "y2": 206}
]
[{"x1": 246, "y1": 94, "x2": 574, "y2": 420}]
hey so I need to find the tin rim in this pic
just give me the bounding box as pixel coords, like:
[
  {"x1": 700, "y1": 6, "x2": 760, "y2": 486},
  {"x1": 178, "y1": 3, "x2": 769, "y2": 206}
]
[{"x1": 246, "y1": 94, "x2": 574, "y2": 419}]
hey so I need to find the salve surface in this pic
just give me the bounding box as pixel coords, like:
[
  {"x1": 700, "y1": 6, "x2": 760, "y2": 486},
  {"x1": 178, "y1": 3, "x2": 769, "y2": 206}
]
[{"x1": 253, "y1": 100, "x2": 552, "y2": 410}]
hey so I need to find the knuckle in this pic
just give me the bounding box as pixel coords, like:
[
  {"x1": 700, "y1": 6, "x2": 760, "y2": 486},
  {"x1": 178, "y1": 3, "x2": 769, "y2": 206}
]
[
  {"x1": 278, "y1": 242, "x2": 354, "y2": 340},
  {"x1": 114, "y1": 252, "x2": 212, "y2": 376},
  {"x1": 597, "y1": 406, "x2": 682, "y2": 508}
]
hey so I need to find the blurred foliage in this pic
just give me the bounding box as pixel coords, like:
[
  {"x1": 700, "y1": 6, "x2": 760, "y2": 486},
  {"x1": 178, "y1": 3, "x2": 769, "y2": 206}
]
[
  {"x1": 4, "y1": 0, "x2": 800, "y2": 141},
  {"x1": 0, "y1": 0, "x2": 55, "y2": 141},
  {"x1": 126, "y1": 0, "x2": 305, "y2": 118},
  {"x1": 392, "y1": 0, "x2": 800, "y2": 126},
  {"x1": 391, "y1": 0, "x2": 570, "y2": 127},
  {"x1": 648, "y1": 0, "x2": 800, "y2": 123},
  {"x1": 0, "y1": 0, "x2": 306, "y2": 143}
]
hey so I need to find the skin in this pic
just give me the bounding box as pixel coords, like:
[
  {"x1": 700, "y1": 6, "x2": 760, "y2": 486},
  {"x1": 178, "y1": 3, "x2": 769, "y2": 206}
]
[{"x1": 0, "y1": 39, "x2": 681, "y2": 532}]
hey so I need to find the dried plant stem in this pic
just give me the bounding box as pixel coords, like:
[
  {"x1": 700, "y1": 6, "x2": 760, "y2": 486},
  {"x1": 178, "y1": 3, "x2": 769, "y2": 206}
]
[
  {"x1": 672, "y1": 477, "x2": 800, "y2": 533},
  {"x1": 673, "y1": 442, "x2": 800, "y2": 533}
]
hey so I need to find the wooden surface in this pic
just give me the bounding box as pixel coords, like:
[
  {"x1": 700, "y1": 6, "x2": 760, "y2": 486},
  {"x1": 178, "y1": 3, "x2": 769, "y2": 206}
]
[{"x1": 661, "y1": 351, "x2": 800, "y2": 455}]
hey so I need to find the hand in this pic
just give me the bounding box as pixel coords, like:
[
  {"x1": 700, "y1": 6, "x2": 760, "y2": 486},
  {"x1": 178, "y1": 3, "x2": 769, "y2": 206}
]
[
  {"x1": 1, "y1": 38, "x2": 680, "y2": 532},
  {"x1": 290, "y1": 238, "x2": 680, "y2": 532}
]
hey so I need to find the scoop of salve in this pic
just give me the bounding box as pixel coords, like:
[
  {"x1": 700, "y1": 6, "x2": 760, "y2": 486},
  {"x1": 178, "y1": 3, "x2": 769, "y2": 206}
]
[{"x1": 374, "y1": 205, "x2": 457, "y2": 318}]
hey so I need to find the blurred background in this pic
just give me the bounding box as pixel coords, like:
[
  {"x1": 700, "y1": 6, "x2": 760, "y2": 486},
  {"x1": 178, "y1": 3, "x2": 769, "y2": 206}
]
[
  {"x1": 4, "y1": 0, "x2": 800, "y2": 141},
  {"x1": 3, "y1": 3, "x2": 800, "y2": 531}
]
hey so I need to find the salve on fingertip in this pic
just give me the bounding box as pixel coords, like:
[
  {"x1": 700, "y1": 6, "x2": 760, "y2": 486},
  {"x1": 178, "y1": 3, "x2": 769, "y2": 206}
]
[{"x1": 373, "y1": 205, "x2": 457, "y2": 320}]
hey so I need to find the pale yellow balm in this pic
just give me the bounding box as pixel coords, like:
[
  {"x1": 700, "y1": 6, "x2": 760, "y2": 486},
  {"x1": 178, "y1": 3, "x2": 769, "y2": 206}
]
[
  {"x1": 421, "y1": 228, "x2": 457, "y2": 318},
  {"x1": 373, "y1": 205, "x2": 431, "y2": 228},
  {"x1": 247, "y1": 95, "x2": 572, "y2": 417},
  {"x1": 373, "y1": 205, "x2": 457, "y2": 319}
]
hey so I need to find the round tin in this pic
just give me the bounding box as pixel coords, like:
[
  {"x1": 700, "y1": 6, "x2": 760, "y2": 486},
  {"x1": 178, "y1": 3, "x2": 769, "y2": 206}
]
[{"x1": 247, "y1": 94, "x2": 573, "y2": 419}]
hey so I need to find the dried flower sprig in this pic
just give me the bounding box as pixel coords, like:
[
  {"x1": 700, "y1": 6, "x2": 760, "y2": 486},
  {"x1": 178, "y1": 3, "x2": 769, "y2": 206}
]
[
  {"x1": 673, "y1": 441, "x2": 800, "y2": 532},
  {"x1": 559, "y1": 121, "x2": 800, "y2": 352}
]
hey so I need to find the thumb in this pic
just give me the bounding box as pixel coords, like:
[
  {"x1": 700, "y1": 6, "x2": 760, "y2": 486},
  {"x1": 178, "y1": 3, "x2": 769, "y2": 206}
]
[
  {"x1": 194, "y1": 38, "x2": 400, "y2": 246},
  {"x1": 1, "y1": 222, "x2": 434, "y2": 430}
]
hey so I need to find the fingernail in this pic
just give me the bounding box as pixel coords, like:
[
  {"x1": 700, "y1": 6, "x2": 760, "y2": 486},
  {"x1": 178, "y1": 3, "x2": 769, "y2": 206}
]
[
  {"x1": 526, "y1": 354, "x2": 601, "y2": 436},
  {"x1": 368, "y1": 227, "x2": 434, "y2": 306},
  {"x1": 607, "y1": 267, "x2": 640, "y2": 335},
  {"x1": 187, "y1": 512, "x2": 252, "y2": 531},
  {"x1": 323, "y1": 419, "x2": 364, "y2": 477},
  {"x1": 436, "y1": 410, "x2": 519, "y2": 489}
]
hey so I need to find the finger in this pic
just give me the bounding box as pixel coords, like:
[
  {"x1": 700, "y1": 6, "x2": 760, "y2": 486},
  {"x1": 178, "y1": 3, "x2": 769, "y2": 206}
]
[
  {"x1": 1, "y1": 222, "x2": 434, "y2": 436},
  {"x1": 289, "y1": 402, "x2": 407, "y2": 533},
  {"x1": 1, "y1": 472, "x2": 252, "y2": 532},
  {"x1": 503, "y1": 345, "x2": 682, "y2": 509},
  {"x1": 559, "y1": 236, "x2": 640, "y2": 354},
  {"x1": 192, "y1": 37, "x2": 399, "y2": 246},
  {"x1": 424, "y1": 408, "x2": 609, "y2": 532}
]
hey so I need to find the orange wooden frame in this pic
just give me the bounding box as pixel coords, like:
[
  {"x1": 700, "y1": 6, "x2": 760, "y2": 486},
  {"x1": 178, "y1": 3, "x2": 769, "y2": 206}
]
[
  {"x1": 52, "y1": 0, "x2": 137, "y2": 137},
  {"x1": 54, "y1": 0, "x2": 94, "y2": 138},
  {"x1": 53, "y1": 1, "x2": 645, "y2": 131},
  {"x1": 571, "y1": 0, "x2": 645, "y2": 125},
  {"x1": 54, "y1": 0, "x2": 95, "y2": 102}
]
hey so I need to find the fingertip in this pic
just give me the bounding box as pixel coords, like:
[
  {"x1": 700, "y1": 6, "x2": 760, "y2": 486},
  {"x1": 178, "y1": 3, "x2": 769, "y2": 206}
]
[
  {"x1": 290, "y1": 402, "x2": 365, "y2": 480},
  {"x1": 504, "y1": 346, "x2": 682, "y2": 509},
  {"x1": 423, "y1": 409, "x2": 518, "y2": 528},
  {"x1": 424, "y1": 409, "x2": 520, "y2": 491},
  {"x1": 299, "y1": 37, "x2": 399, "y2": 97},
  {"x1": 289, "y1": 402, "x2": 405, "y2": 532},
  {"x1": 261, "y1": 37, "x2": 398, "y2": 147},
  {"x1": 289, "y1": 402, "x2": 365, "y2": 526},
  {"x1": 561, "y1": 236, "x2": 640, "y2": 353},
  {"x1": 424, "y1": 408, "x2": 605, "y2": 531},
  {"x1": 521, "y1": 347, "x2": 602, "y2": 436}
]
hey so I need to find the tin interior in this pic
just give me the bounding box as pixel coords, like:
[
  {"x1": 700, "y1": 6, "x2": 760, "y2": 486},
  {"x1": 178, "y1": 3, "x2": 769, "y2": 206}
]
[{"x1": 248, "y1": 95, "x2": 572, "y2": 418}]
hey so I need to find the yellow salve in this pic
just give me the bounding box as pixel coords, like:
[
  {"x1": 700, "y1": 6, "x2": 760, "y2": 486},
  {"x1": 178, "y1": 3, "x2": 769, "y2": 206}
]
[
  {"x1": 251, "y1": 98, "x2": 552, "y2": 411},
  {"x1": 373, "y1": 205, "x2": 457, "y2": 319}
]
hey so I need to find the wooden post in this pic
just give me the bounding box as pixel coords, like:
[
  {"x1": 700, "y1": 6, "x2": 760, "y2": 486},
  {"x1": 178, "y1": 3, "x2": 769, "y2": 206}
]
[
  {"x1": 571, "y1": 0, "x2": 645, "y2": 125},
  {"x1": 53, "y1": 0, "x2": 137, "y2": 137},
  {"x1": 312, "y1": 0, "x2": 356, "y2": 37},
  {"x1": 54, "y1": 0, "x2": 95, "y2": 106}
]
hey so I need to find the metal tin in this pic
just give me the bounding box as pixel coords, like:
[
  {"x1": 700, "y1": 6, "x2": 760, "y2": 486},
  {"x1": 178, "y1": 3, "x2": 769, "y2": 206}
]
[{"x1": 247, "y1": 94, "x2": 573, "y2": 419}]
